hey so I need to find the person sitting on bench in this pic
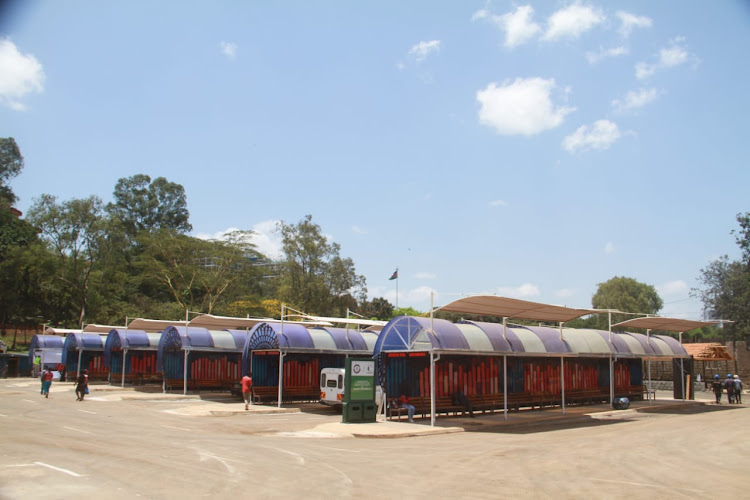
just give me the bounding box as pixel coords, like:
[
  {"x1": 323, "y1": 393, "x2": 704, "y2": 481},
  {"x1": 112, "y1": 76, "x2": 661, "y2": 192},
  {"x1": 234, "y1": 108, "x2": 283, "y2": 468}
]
[
  {"x1": 452, "y1": 390, "x2": 475, "y2": 417},
  {"x1": 398, "y1": 394, "x2": 416, "y2": 422}
]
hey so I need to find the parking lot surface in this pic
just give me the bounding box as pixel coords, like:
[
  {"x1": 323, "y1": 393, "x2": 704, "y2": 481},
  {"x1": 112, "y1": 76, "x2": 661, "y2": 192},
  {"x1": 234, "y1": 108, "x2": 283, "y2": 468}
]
[{"x1": 1, "y1": 379, "x2": 747, "y2": 499}]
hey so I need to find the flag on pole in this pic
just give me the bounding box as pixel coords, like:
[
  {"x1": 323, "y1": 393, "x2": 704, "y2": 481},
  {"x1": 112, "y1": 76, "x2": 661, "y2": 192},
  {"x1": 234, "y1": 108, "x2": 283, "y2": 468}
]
[{"x1": 389, "y1": 269, "x2": 398, "y2": 280}]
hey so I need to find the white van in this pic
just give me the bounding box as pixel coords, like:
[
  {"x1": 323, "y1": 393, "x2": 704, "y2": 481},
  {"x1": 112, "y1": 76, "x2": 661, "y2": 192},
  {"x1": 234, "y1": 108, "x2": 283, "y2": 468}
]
[{"x1": 320, "y1": 367, "x2": 345, "y2": 410}]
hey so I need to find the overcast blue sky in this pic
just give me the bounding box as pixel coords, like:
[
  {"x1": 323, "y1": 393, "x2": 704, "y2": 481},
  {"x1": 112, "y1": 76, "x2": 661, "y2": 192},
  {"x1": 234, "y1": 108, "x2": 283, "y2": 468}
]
[{"x1": 2, "y1": 1, "x2": 749, "y2": 318}]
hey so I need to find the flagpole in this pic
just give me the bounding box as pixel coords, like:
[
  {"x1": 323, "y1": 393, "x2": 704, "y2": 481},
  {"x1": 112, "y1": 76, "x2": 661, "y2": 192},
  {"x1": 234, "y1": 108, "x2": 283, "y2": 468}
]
[{"x1": 396, "y1": 266, "x2": 399, "y2": 310}]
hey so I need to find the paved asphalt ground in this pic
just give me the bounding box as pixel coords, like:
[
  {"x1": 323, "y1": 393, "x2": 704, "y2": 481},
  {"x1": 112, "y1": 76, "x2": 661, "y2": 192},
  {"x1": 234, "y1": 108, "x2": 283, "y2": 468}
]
[{"x1": 1, "y1": 378, "x2": 747, "y2": 499}]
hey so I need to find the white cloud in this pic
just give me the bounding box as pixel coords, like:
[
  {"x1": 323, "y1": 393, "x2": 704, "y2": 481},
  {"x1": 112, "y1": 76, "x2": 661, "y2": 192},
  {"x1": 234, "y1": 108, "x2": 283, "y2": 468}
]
[
  {"x1": 616, "y1": 11, "x2": 652, "y2": 37},
  {"x1": 496, "y1": 283, "x2": 540, "y2": 298},
  {"x1": 585, "y1": 45, "x2": 627, "y2": 64},
  {"x1": 542, "y1": 4, "x2": 605, "y2": 41},
  {"x1": 352, "y1": 225, "x2": 367, "y2": 234},
  {"x1": 408, "y1": 40, "x2": 440, "y2": 62},
  {"x1": 415, "y1": 272, "x2": 436, "y2": 280},
  {"x1": 0, "y1": 38, "x2": 45, "y2": 111},
  {"x1": 658, "y1": 280, "x2": 688, "y2": 296},
  {"x1": 604, "y1": 241, "x2": 616, "y2": 254},
  {"x1": 612, "y1": 88, "x2": 659, "y2": 112},
  {"x1": 219, "y1": 41, "x2": 237, "y2": 59},
  {"x1": 489, "y1": 199, "x2": 508, "y2": 207},
  {"x1": 636, "y1": 37, "x2": 691, "y2": 79},
  {"x1": 473, "y1": 5, "x2": 542, "y2": 48},
  {"x1": 477, "y1": 77, "x2": 575, "y2": 136},
  {"x1": 563, "y1": 119, "x2": 621, "y2": 153},
  {"x1": 195, "y1": 220, "x2": 283, "y2": 260}
]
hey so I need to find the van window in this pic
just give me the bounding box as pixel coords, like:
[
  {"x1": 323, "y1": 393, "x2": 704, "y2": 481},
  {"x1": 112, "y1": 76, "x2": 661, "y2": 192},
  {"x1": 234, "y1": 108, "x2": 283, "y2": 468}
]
[
  {"x1": 338, "y1": 374, "x2": 344, "y2": 389},
  {"x1": 326, "y1": 379, "x2": 337, "y2": 388},
  {"x1": 320, "y1": 373, "x2": 325, "y2": 387}
]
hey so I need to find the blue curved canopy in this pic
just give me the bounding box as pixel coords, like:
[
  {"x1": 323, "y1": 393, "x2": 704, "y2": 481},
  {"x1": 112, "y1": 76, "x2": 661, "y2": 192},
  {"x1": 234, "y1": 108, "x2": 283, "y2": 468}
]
[
  {"x1": 28, "y1": 335, "x2": 64, "y2": 360},
  {"x1": 157, "y1": 326, "x2": 250, "y2": 369},
  {"x1": 245, "y1": 322, "x2": 377, "y2": 352},
  {"x1": 61, "y1": 333, "x2": 106, "y2": 365},
  {"x1": 103, "y1": 329, "x2": 162, "y2": 366},
  {"x1": 374, "y1": 316, "x2": 688, "y2": 358}
]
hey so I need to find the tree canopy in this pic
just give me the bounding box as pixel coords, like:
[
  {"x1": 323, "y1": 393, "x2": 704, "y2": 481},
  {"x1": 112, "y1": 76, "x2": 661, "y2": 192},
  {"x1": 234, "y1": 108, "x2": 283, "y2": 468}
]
[
  {"x1": 695, "y1": 213, "x2": 750, "y2": 340},
  {"x1": 107, "y1": 174, "x2": 192, "y2": 237},
  {"x1": 276, "y1": 215, "x2": 367, "y2": 316},
  {"x1": 0, "y1": 137, "x2": 23, "y2": 204},
  {"x1": 588, "y1": 276, "x2": 663, "y2": 329}
]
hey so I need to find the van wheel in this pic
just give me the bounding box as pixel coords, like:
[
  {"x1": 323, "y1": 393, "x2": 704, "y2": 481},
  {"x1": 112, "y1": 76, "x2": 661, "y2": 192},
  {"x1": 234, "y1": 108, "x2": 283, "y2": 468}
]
[{"x1": 335, "y1": 406, "x2": 343, "y2": 414}]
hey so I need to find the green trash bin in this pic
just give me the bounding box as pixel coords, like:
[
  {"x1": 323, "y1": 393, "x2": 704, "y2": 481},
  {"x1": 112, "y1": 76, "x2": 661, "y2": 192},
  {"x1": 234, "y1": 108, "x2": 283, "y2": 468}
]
[
  {"x1": 362, "y1": 402, "x2": 377, "y2": 423},
  {"x1": 342, "y1": 401, "x2": 364, "y2": 423}
]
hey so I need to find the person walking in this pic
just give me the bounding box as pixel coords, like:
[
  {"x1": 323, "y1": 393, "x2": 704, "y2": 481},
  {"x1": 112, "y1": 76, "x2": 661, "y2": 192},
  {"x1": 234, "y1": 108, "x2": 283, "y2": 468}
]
[
  {"x1": 733, "y1": 374, "x2": 743, "y2": 404},
  {"x1": 41, "y1": 368, "x2": 53, "y2": 398},
  {"x1": 241, "y1": 374, "x2": 253, "y2": 410},
  {"x1": 712, "y1": 374, "x2": 723, "y2": 404},
  {"x1": 724, "y1": 374, "x2": 735, "y2": 404},
  {"x1": 75, "y1": 369, "x2": 89, "y2": 401}
]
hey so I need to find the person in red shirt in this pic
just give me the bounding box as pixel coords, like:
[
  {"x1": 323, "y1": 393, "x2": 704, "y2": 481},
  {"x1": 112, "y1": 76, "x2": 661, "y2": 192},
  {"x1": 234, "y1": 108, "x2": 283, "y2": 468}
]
[
  {"x1": 41, "y1": 368, "x2": 53, "y2": 398},
  {"x1": 241, "y1": 374, "x2": 253, "y2": 410},
  {"x1": 398, "y1": 394, "x2": 415, "y2": 422}
]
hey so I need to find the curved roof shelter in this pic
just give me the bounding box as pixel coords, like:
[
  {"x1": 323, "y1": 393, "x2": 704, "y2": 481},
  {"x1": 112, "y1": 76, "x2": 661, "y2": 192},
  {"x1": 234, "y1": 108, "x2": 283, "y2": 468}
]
[
  {"x1": 437, "y1": 295, "x2": 596, "y2": 323},
  {"x1": 246, "y1": 322, "x2": 378, "y2": 353},
  {"x1": 613, "y1": 316, "x2": 722, "y2": 332},
  {"x1": 127, "y1": 318, "x2": 181, "y2": 333},
  {"x1": 28, "y1": 334, "x2": 65, "y2": 363},
  {"x1": 374, "y1": 317, "x2": 576, "y2": 356},
  {"x1": 157, "y1": 326, "x2": 250, "y2": 369},
  {"x1": 103, "y1": 329, "x2": 162, "y2": 366},
  {"x1": 61, "y1": 333, "x2": 107, "y2": 365},
  {"x1": 373, "y1": 316, "x2": 688, "y2": 359}
]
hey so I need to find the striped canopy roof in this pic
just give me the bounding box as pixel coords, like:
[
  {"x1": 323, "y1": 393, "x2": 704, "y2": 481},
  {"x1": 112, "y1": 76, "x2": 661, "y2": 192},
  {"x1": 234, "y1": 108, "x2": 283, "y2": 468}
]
[
  {"x1": 373, "y1": 316, "x2": 688, "y2": 358},
  {"x1": 156, "y1": 326, "x2": 251, "y2": 370},
  {"x1": 103, "y1": 329, "x2": 162, "y2": 366},
  {"x1": 61, "y1": 333, "x2": 108, "y2": 365},
  {"x1": 245, "y1": 322, "x2": 378, "y2": 352},
  {"x1": 28, "y1": 335, "x2": 65, "y2": 362}
]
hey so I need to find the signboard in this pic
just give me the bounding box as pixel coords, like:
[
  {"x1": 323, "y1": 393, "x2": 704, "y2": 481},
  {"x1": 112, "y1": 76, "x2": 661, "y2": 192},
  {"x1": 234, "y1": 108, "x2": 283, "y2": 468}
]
[{"x1": 349, "y1": 359, "x2": 375, "y2": 400}]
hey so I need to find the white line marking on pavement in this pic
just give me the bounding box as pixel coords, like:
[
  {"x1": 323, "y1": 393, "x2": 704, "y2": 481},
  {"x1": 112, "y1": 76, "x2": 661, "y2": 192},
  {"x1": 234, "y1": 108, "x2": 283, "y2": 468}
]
[
  {"x1": 22, "y1": 399, "x2": 37, "y2": 404},
  {"x1": 309, "y1": 445, "x2": 360, "y2": 453},
  {"x1": 0, "y1": 414, "x2": 7, "y2": 417},
  {"x1": 162, "y1": 425, "x2": 191, "y2": 432},
  {"x1": 63, "y1": 426, "x2": 93, "y2": 435},
  {"x1": 197, "y1": 452, "x2": 237, "y2": 473},
  {"x1": 272, "y1": 447, "x2": 305, "y2": 465},
  {"x1": 590, "y1": 478, "x2": 704, "y2": 494},
  {"x1": 34, "y1": 462, "x2": 85, "y2": 477},
  {"x1": 77, "y1": 409, "x2": 96, "y2": 414}
]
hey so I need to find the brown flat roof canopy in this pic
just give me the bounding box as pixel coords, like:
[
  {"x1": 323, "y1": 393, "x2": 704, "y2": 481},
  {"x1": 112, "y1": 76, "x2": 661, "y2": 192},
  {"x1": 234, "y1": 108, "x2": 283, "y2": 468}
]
[
  {"x1": 612, "y1": 317, "x2": 722, "y2": 332},
  {"x1": 436, "y1": 295, "x2": 598, "y2": 323}
]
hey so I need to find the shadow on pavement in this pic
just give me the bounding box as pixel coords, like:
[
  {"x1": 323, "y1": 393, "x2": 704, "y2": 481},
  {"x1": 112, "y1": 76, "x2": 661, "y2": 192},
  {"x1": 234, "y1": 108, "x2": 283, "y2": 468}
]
[{"x1": 637, "y1": 403, "x2": 744, "y2": 415}]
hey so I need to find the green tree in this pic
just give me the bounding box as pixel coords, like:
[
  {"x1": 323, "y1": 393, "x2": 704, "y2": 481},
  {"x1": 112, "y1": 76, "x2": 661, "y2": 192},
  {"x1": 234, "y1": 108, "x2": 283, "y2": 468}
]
[
  {"x1": 276, "y1": 215, "x2": 367, "y2": 316},
  {"x1": 107, "y1": 174, "x2": 191, "y2": 238},
  {"x1": 359, "y1": 297, "x2": 395, "y2": 320},
  {"x1": 695, "y1": 213, "x2": 750, "y2": 342},
  {"x1": 590, "y1": 276, "x2": 663, "y2": 329},
  {"x1": 0, "y1": 137, "x2": 23, "y2": 204},
  {"x1": 26, "y1": 194, "x2": 107, "y2": 328},
  {"x1": 137, "y1": 229, "x2": 260, "y2": 315}
]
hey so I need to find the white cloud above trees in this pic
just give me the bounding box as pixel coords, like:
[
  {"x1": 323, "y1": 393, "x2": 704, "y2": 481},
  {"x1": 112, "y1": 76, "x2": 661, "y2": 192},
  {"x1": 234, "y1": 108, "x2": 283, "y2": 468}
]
[
  {"x1": 563, "y1": 119, "x2": 621, "y2": 152},
  {"x1": 477, "y1": 77, "x2": 575, "y2": 136},
  {"x1": 472, "y1": 5, "x2": 541, "y2": 48},
  {"x1": 612, "y1": 88, "x2": 659, "y2": 112},
  {"x1": 0, "y1": 38, "x2": 45, "y2": 111},
  {"x1": 542, "y1": 4, "x2": 605, "y2": 42}
]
